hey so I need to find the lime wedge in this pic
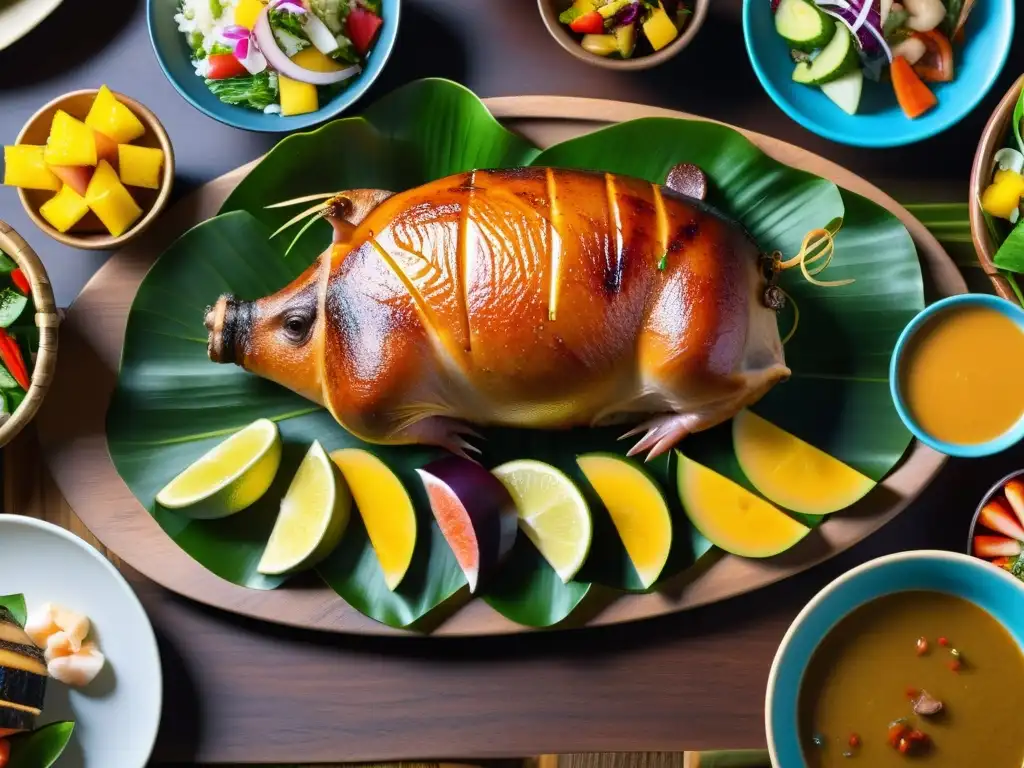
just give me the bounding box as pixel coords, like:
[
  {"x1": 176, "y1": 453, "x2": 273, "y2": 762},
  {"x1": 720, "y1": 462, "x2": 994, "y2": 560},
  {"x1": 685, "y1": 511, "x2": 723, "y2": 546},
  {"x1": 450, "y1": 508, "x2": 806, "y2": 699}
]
[
  {"x1": 258, "y1": 441, "x2": 351, "y2": 575},
  {"x1": 155, "y1": 418, "x2": 281, "y2": 519},
  {"x1": 491, "y1": 460, "x2": 592, "y2": 583},
  {"x1": 577, "y1": 453, "x2": 672, "y2": 589}
]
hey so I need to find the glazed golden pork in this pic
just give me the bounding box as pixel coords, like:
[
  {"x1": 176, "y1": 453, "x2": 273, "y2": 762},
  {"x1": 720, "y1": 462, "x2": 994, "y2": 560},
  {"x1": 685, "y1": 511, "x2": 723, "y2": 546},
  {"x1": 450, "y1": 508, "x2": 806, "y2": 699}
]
[{"x1": 205, "y1": 167, "x2": 790, "y2": 460}]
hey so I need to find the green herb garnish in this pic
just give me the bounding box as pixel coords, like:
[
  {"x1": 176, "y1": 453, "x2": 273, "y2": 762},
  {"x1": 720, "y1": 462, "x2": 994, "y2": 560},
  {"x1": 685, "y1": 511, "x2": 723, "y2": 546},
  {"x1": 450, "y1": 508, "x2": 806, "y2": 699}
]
[
  {"x1": 209, "y1": 0, "x2": 224, "y2": 19},
  {"x1": 657, "y1": 252, "x2": 668, "y2": 271},
  {"x1": 559, "y1": 6, "x2": 584, "y2": 24},
  {"x1": 8, "y1": 721, "x2": 75, "y2": 768},
  {"x1": 0, "y1": 594, "x2": 26, "y2": 627},
  {"x1": 206, "y1": 71, "x2": 280, "y2": 111},
  {"x1": 270, "y1": 7, "x2": 309, "y2": 39}
]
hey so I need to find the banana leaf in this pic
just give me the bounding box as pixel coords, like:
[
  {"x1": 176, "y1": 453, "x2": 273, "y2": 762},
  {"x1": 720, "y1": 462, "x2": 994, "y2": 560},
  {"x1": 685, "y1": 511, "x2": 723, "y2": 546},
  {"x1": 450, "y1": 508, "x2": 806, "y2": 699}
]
[{"x1": 107, "y1": 79, "x2": 924, "y2": 631}]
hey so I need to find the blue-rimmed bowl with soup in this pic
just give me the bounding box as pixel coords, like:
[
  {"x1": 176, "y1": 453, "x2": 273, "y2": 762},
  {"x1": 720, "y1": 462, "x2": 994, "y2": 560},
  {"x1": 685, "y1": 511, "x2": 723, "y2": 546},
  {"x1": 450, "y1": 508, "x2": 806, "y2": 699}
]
[
  {"x1": 766, "y1": 550, "x2": 1024, "y2": 767},
  {"x1": 889, "y1": 293, "x2": 1024, "y2": 458}
]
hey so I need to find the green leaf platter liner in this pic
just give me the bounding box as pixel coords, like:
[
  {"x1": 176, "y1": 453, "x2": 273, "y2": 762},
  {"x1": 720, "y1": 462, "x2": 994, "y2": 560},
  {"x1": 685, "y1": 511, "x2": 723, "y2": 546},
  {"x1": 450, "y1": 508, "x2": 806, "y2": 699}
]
[{"x1": 107, "y1": 79, "x2": 925, "y2": 631}]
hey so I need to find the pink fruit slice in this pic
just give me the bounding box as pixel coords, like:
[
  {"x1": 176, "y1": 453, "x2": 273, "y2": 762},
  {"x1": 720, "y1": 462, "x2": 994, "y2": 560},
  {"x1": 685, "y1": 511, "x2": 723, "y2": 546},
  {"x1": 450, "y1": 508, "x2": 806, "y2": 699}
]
[
  {"x1": 50, "y1": 165, "x2": 92, "y2": 196},
  {"x1": 973, "y1": 535, "x2": 1023, "y2": 559},
  {"x1": 416, "y1": 456, "x2": 517, "y2": 593},
  {"x1": 978, "y1": 498, "x2": 1024, "y2": 541},
  {"x1": 1004, "y1": 480, "x2": 1024, "y2": 529}
]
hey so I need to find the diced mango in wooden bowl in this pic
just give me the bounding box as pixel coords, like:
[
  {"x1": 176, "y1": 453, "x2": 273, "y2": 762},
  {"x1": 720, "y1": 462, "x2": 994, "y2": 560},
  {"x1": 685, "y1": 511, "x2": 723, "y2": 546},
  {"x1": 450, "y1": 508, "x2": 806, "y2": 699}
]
[{"x1": 2, "y1": 87, "x2": 174, "y2": 250}]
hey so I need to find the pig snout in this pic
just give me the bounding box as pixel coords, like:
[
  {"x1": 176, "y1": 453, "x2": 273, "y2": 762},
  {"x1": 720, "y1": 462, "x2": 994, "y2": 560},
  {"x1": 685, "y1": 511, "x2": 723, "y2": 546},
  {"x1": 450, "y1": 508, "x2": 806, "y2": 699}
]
[{"x1": 205, "y1": 294, "x2": 245, "y2": 365}]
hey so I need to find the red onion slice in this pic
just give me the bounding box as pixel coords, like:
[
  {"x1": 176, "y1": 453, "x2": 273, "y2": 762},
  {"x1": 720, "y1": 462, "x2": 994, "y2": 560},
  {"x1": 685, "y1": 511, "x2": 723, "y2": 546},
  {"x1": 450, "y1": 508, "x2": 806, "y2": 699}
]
[
  {"x1": 253, "y1": 7, "x2": 361, "y2": 85},
  {"x1": 222, "y1": 24, "x2": 250, "y2": 40}
]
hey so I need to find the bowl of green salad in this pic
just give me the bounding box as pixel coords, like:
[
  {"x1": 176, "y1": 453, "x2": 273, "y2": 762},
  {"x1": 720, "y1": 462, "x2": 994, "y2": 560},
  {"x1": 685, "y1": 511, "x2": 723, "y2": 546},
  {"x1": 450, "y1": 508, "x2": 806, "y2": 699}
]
[
  {"x1": 539, "y1": 0, "x2": 708, "y2": 70},
  {"x1": 148, "y1": 0, "x2": 400, "y2": 131}
]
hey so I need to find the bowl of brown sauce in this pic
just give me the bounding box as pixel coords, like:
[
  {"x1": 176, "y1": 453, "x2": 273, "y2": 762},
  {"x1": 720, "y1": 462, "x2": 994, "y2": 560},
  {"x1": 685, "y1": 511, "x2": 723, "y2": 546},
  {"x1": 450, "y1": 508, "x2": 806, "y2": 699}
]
[{"x1": 766, "y1": 550, "x2": 1024, "y2": 768}]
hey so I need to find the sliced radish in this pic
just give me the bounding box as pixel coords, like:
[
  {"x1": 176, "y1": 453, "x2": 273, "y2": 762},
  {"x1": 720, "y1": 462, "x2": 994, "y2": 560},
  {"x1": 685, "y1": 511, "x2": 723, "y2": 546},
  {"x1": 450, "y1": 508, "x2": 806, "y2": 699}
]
[
  {"x1": 973, "y1": 535, "x2": 1023, "y2": 559},
  {"x1": 978, "y1": 498, "x2": 1024, "y2": 541},
  {"x1": 1004, "y1": 479, "x2": 1024, "y2": 528}
]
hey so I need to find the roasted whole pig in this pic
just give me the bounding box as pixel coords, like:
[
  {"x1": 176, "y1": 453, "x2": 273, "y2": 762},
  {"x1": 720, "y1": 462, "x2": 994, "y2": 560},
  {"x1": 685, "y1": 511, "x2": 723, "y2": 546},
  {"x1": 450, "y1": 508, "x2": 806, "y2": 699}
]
[{"x1": 205, "y1": 166, "x2": 790, "y2": 459}]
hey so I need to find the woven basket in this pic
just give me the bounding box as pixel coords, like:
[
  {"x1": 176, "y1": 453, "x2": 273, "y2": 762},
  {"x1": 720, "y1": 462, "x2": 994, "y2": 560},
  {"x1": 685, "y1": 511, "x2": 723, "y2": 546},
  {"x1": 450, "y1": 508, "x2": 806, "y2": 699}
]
[
  {"x1": 969, "y1": 73, "x2": 1024, "y2": 306},
  {"x1": 0, "y1": 221, "x2": 59, "y2": 447}
]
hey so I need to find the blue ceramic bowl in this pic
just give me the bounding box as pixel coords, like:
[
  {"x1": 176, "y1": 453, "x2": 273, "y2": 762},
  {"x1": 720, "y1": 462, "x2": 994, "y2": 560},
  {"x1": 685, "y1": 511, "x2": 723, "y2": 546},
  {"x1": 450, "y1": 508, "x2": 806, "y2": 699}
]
[
  {"x1": 889, "y1": 293, "x2": 1024, "y2": 458},
  {"x1": 742, "y1": 0, "x2": 1014, "y2": 147},
  {"x1": 766, "y1": 550, "x2": 1024, "y2": 768},
  {"x1": 147, "y1": 0, "x2": 400, "y2": 132}
]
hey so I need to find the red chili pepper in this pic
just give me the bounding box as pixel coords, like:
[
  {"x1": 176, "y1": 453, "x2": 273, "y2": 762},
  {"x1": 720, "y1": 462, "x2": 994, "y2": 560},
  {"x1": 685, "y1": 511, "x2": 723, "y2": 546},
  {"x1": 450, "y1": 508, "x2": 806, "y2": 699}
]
[
  {"x1": 0, "y1": 738, "x2": 9, "y2": 767},
  {"x1": 949, "y1": 659, "x2": 961, "y2": 672},
  {"x1": 848, "y1": 733, "x2": 860, "y2": 748},
  {"x1": 915, "y1": 636, "x2": 929, "y2": 655},
  {"x1": 938, "y1": 636, "x2": 949, "y2": 646},
  {"x1": 206, "y1": 53, "x2": 248, "y2": 80},
  {"x1": 569, "y1": 9, "x2": 605, "y2": 34},
  {"x1": 905, "y1": 686, "x2": 919, "y2": 699},
  {"x1": 0, "y1": 330, "x2": 28, "y2": 391},
  {"x1": 10, "y1": 268, "x2": 28, "y2": 295}
]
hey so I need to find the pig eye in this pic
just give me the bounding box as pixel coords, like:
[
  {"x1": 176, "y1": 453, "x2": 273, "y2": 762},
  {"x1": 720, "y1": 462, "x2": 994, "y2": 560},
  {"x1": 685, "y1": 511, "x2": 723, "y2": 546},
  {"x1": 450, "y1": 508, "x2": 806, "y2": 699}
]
[{"x1": 282, "y1": 313, "x2": 312, "y2": 343}]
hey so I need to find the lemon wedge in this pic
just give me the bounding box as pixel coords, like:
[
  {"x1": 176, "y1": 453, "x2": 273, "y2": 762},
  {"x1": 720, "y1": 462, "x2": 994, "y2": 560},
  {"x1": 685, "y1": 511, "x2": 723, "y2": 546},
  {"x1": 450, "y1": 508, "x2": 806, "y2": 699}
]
[
  {"x1": 257, "y1": 441, "x2": 351, "y2": 575},
  {"x1": 155, "y1": 418, "x2": 281, "y2": 519}
]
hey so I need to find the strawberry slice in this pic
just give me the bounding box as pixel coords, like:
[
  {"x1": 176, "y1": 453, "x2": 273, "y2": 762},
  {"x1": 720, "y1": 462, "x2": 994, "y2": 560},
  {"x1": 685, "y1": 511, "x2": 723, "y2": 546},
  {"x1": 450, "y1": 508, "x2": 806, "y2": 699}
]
[
  {"x1": 973, "y1": 535, "x2": 1023, "y2": 558},
  {"x1": 1004, "y1": 479, "x2": 1024, "y2": 529},
  {"x1": 978, "y1": 498, "x2": 1024, "y2": 541}
]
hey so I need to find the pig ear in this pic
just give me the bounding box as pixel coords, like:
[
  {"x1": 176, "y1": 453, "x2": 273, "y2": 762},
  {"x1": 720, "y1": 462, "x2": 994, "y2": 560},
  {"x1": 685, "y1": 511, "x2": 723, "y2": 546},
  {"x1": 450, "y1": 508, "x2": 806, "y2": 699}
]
[{"x1": 323, "y1": 189, "x2": 395, "y2": 243}]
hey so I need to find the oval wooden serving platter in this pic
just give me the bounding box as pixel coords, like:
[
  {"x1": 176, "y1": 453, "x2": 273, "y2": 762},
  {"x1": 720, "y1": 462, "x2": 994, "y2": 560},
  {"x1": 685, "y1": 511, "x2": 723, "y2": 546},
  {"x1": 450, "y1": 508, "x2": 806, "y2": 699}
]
[{"x1": 35, "y1": 97, "x2": 966, "y2": 637}]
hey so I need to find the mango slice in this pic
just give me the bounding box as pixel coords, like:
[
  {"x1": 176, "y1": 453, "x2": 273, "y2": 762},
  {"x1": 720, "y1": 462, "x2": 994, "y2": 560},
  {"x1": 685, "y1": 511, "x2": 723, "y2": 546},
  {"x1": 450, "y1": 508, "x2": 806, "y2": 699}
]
[
  {"x1": 39, "y1": 185, "x2": 90, "y2": 233},
  {"x1": 118, "y1": 144, "x2": 164, "y2": 190},
  {"x1": 643, "y1": 2, "x2": 679, "y2": 51},
  {"x1": 732, "y1": 410, "x2": 874, "y2": 515},
  {"x1": 279, "y1": 74, "x2": 318, "y2": 117},
  {"x1": 44, "y1": 111, "x2": 97, "y2": 167},
  {"x1": 234, "y1": 0, "x2": 265, "y2": 29},
  {"x1": 290, "y1": 47, "x2": 346, "y2": 73},
  {"x1": 84, "y1": 86, "x2": 145, "y2": 144},
  {"x1": 330, "y1": 449, "x2": 416, "y2": 591},
  {"x1": 3, "y1": 146, "x2": 60, "y2": 191},
  {"x1": 577, "y1": 453, "x2": 672, "y2": 588},
  {"x1": 84, "y1": 160, "x2": 142, "y2": 237},
  {"x1": 676, "y1": 452, "x2": 810, "y2": 558}
]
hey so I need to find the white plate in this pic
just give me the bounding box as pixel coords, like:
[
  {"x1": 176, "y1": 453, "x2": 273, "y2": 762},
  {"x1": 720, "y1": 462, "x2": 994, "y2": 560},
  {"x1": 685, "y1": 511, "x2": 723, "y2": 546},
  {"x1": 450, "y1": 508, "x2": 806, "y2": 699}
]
[
  {"x1": 0, "y1": 515, "x2": 161, "y2": 767},
  {"x1": 0, "y1": 0, "x2": 63, "y2": 53}
]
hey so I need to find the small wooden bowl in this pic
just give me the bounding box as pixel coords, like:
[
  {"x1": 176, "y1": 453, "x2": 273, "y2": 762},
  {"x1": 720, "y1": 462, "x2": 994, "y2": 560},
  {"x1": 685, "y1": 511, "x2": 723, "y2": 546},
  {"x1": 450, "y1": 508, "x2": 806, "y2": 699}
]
[
  {"x1": 537, "y1": 0, "x2": 709, "y2": 71},
  {"x1": 0, "y1": 222, "x2": 59, "y2": 447},
  {"x1": 969, "y1": 73, "x2": 1024, "y2": 306},
  {"x1": 14, "y1": 89, "x2": 175, "y2": 251}
]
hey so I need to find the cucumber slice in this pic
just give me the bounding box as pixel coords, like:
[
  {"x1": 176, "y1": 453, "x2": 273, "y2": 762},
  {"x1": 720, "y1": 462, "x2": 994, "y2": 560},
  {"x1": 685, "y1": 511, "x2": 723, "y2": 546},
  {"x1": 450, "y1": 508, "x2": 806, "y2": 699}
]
[
  {"x1": 791, "y1": 22, "x2": 858, "y2": 85},
  {"x1": 820, "y1": 69, "x2": 863, "y2": 114},
  {"x1": 614, "y1": 23, "x2": 636, "y2": 58},
  {"x1": 774, "y1": 0, "x2": 835, "y2": 51}
]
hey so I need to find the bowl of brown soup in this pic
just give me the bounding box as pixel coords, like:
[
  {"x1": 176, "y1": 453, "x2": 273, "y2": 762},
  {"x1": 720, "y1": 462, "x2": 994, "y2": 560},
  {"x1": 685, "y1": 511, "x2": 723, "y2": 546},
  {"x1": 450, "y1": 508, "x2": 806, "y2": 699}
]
[{"x1": 766, "y1": 550, "x2": 1024, "y2": 768}]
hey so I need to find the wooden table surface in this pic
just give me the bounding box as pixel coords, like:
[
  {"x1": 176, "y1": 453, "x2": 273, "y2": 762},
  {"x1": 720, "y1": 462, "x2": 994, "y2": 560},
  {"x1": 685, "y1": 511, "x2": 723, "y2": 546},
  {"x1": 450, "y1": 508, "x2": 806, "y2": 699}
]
[{"x1": 2, "y1": 1, "x2": 1024, "y2": 766}]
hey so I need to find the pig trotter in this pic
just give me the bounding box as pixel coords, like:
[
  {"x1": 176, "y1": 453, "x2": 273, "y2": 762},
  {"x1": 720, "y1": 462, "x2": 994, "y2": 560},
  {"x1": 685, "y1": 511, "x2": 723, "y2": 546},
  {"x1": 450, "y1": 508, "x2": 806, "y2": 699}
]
[
  {"x1": 399, "y1": 417, "x2": 484, "y2": 462},
  {"x1": 621, "y1": 413, "x2": 700, "y2": 462}
]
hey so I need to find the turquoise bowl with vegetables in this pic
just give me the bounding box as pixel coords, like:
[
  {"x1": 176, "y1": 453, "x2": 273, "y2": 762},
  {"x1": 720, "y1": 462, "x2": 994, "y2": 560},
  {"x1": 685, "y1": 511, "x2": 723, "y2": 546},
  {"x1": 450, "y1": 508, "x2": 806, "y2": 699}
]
[
  {"x1": 148, "y1": 0, "x2": 399, "y2": 132},
  {"x1": 743, "y1": 0, "x2": 1014, "y2": 147}
]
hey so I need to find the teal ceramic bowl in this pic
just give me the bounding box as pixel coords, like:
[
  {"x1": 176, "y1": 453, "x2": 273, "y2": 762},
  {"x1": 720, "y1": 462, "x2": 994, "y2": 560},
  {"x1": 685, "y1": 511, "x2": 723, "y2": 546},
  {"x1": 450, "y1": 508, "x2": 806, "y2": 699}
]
[
  {"x1": 766, "y1": 550, "x2": 1024, "y2": 767},
  {"x1": 889, "y1": 294, "x2": 1024, "y2": 458},
  {"x1": 147, "y1": 0, "x2": 400, "y2": 132},
  {"x1": 742, "y1": 0, "x2": 1014, "y2": 147}
]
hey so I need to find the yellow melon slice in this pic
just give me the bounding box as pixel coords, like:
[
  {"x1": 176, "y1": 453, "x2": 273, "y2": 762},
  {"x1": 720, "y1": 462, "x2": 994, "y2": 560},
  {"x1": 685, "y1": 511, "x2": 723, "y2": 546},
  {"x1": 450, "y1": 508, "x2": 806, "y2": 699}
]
[
  {"x1": 330, "y1": 449, "x2": 416, "y2": 591},
  {"x1": 732, "y1": 410, "x2": 874, "y2": 516},
  {"x1": 576, "y1": 453, "x2": 672, "y2": 588},
  {"x1": 676, "y1": 453, "x2": 810, "y2": 558}
]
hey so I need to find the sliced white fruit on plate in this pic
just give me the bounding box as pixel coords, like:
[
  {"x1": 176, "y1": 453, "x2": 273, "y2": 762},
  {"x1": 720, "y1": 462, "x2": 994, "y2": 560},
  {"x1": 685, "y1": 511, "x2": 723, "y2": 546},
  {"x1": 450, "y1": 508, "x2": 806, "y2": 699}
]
[
  {"x1": 257, "y1": 440, "x2": 351, "y2": 576},
  {"x1": 821, "y1": 69, "x2": 864, "y2": 116}
]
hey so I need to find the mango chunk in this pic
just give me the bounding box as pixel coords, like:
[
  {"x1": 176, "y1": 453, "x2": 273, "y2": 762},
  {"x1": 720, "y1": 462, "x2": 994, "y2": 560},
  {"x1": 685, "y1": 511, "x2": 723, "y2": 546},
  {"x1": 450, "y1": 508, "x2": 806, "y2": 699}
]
[
  {"x1": 85, "y1": 160, "x2": 142, "y2": 237},
  {"x1": 84, "y1": 86, "x2": 145, "y2": 144},
  {"x1": 93, "y1": 129, "x2": 119, "y2": 168},
  {"x1": 980, "y1": 169, "x2": 1024, "y2": 221},
  {"x1": 118, "y1": 144, "x2": 164, "y2": 190},
  {"x1": 234, "y1": 0, "x2": 265, "y2": 29},
  {"x1": 290, "y1": 47, "x2": 345, "y2": 73},
  {"x1": 3, "y1": 146, "x2": 60, "y2": 191},
  {"x1": 44, "y1": 111, "x2": 97, "y2": 167},
  {"x1": 278, "y1": 74, "x2": 318, "y2": 116},
  {"x1": 643, "y1": 2, "x2": 679, "y2": 51},
  {"x1": 49, "y1": 165, "x2": 93, "y2": 197},
  {"x1": 39, "y1": 185, "x2": 90, "y2": 233}
]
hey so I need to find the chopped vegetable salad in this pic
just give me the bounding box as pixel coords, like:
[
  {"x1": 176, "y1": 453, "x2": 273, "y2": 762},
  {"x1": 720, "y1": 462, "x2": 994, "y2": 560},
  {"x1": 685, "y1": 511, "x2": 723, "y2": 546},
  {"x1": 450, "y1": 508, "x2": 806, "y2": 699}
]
[
  {"x1": 771, "y1": 0, "x2": 967, "y2": 119},
  {"x1": 174, "y1": 0, "x2": 384, "y2": 117},
  {"x1": 558, "y1": 0, "x2": 692, "y2": 60}
]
